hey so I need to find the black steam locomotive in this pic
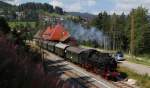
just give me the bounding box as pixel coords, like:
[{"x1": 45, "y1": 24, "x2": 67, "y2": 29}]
[{"x1": 35, "y1": 39, "x2": 118, "y2": 79}]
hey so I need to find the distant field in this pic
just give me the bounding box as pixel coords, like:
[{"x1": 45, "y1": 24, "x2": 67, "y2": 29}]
[
  {"x1": 8, "y1": 21, "x2": 36, "y2": 29},
  {"x1": 43, "y1": 12, "x2": 71, "y2": 19}
]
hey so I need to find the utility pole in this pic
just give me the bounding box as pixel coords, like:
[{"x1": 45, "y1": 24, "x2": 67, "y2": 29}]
[{"x1": 130, "y1": 13, "x2": 135, "y2": 59}]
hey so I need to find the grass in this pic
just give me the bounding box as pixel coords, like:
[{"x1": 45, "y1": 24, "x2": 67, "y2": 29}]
[
  {"x1": 125, "y1": 54, "x2": 150, "y2": 66},
  {"x1": 8, "y1": 21, "x2": 36, "y2": 29},
  {"x1": 118, "y1": 66, "x2": 150, "y2": 88},
  {"x1": 43, "y1": 11, "x2": 72, "y2": 19}
]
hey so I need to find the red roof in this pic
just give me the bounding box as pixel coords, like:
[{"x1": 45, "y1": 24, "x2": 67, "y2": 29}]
[
  {"x1": 42, "y1": 26, "x2": 52, "y2": 40},
  {"x1": 42, "y1": 24, "x2": 70, "y2": 41},
  {"x1": 43, "y1": 26, "x2": 52, "y2": 35}
]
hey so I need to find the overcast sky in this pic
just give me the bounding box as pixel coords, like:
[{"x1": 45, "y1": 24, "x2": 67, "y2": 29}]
[{"x1": 5, "y1": 0, "x2": 150, "y2": 15}]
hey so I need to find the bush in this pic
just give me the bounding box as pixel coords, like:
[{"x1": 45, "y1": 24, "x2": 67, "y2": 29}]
[
  {"x1": 0, "y1": 17, "x2": 10, "y2": 34},
  {"x1": 0, "y1": 36, "x2": 70, "y2": 88}
]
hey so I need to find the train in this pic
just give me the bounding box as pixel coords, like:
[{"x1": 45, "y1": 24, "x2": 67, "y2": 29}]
[{"x1": 35, "y1": 39, "x2": 118, "y2": 80}]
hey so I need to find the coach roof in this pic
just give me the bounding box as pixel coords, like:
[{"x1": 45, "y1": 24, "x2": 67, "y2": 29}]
[
  {"x1": 66, "y1": 46, "x2": 88, "y2": 54},
  {"x1": 55, "y1": 43, "x2": 69, "y2": 49}
]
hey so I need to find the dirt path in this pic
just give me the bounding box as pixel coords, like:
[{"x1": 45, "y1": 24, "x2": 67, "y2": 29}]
[{"x1": 119, "y1": 61, "x2": 150, "y2": 76}]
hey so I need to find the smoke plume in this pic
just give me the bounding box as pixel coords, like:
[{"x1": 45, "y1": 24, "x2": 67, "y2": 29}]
[{"x1": 63, "y1": 20, "x2": 110, "y2": 47}]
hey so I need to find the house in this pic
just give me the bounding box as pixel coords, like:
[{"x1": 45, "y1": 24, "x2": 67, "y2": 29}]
[{"x1": 42, "y1": 24, "x2": 70, "y2": 42}]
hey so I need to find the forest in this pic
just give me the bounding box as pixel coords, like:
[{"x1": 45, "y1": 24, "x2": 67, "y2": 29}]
[
  {"x1": 91, "y1": 7, "x2": 150, "y2": 55},
  {"x1": 0, "y1": 1, "x2": 64, "y2": 21}
]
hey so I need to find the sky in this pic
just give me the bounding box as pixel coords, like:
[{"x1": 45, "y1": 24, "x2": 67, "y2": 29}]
[{"x1": 5, "y1": 0, "x2": 150, "y2": 15}]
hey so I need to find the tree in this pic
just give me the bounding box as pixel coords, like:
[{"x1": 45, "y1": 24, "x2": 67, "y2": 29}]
[
  {"x1": 91, "y1": 11, "x2": 111, "y2": 31},
  {"x1": 142, "y1": 24, "x2": 150, "y2": 53},
  {"x1": 43, "y1": 3, "x2": 53, "y2": 13},
  {"x1": 0, "y1": 17, "x2": 10, "y2": 34},
  {"x1": 130, "y1": 13, "x2": 135, "y2": 55},
  {"x1": 90, "y1": 7, "x2": 150, "y2": 53},
  {"x1": 129, "y1": 7, "x2": 149, "y2": 54},
  {"x1": 118, "y1": 13, "x2": 129, "y2": 51},
  {"x1": 55, "y1": 6, "x2": 63, "y2": 15}
]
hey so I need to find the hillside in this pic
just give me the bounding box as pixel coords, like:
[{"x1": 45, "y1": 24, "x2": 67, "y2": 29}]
[
  {"x1": 0, "y1": 1, "x2": 15, "y2": 10},
  {"x1": 67, "y1": 12, "x2": 96, "y2": 20},
  {"x1": 0, "y1": 1, "x2": 64, "y2": 20}
]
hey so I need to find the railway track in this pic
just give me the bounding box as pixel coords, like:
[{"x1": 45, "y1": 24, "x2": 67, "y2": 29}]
[
  {"x1": 43, "y1": 49, "x2": 136, "y2": 88},
  {"x1": 29, "y1": 41, "x2": 136, "y2": 88},
  {"x1": 68, "y1": 60, "x2": 135, "y2": 88},
  {"x1": 64, "y1": 70, "x2": 99, "y2": 88},
  {"x1": 50, "y1": 62, "x2": 135, "y2": 88},
  {"x1": 46, "y1": 60, "x2": 99, "y2": 88},
  {"x1": 112, "y1": 81, "x2": 134, "y2": 88},
  {"x1": 66, "y1": 64, "x2": 135, "y2": 88}
]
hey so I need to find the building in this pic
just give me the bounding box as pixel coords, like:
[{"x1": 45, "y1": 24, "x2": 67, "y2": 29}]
[{"x1": 42, "y1": 24, "x2": 70, "y2": 42}]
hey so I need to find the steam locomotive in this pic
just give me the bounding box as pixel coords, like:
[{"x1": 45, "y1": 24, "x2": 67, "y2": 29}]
[{"x1": 35, "y1": 39, "x2": 118, "y2": 79}]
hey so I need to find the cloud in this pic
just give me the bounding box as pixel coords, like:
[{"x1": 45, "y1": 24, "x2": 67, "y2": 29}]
[
  {"x1": 15, "y1": 0, "x2": 20, "y2": 5},
  {"x1": 66, "y1": 2, "x2": 81, "y2": 12},
  {"x1": 0, "y1": 0, "x2": 14, "y2": 1},
  {"x1": 111, "y1": 0, "x2": 150, "y2": 14},
  {"x1": 92, "y1": 10, "x2": 99, "y2": 15},
  {"x1": 63, "y1": 0, "x2": 96, "y2": 12},
  {"x1": 87, "y1": 0, "x2": 96, "y2": 6},
  {"x1": 49, "y1": 0, "x2": 64, "y2": 7},
  {"x1": 4, "y1": 0, "x2": 20, "y2": 5}
]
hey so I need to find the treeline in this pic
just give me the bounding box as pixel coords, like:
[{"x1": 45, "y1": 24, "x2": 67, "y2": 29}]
[
  {"x1": 91, "y1": 7, "x2": 150, "y2": 54},
  {"x1": 18, "y1": 2, "x2": 63, "y2": 14},
  {"x1": 0, "y1": 1, "x2": 64, "y2": 21},
  {"x1": 0, "y1": 1, "x2": 16, "y2": 10}
]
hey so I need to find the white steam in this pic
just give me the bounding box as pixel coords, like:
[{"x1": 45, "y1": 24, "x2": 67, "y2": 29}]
[{"x1": 63, "y1": 21, "x2": 110, "y2": 47}]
